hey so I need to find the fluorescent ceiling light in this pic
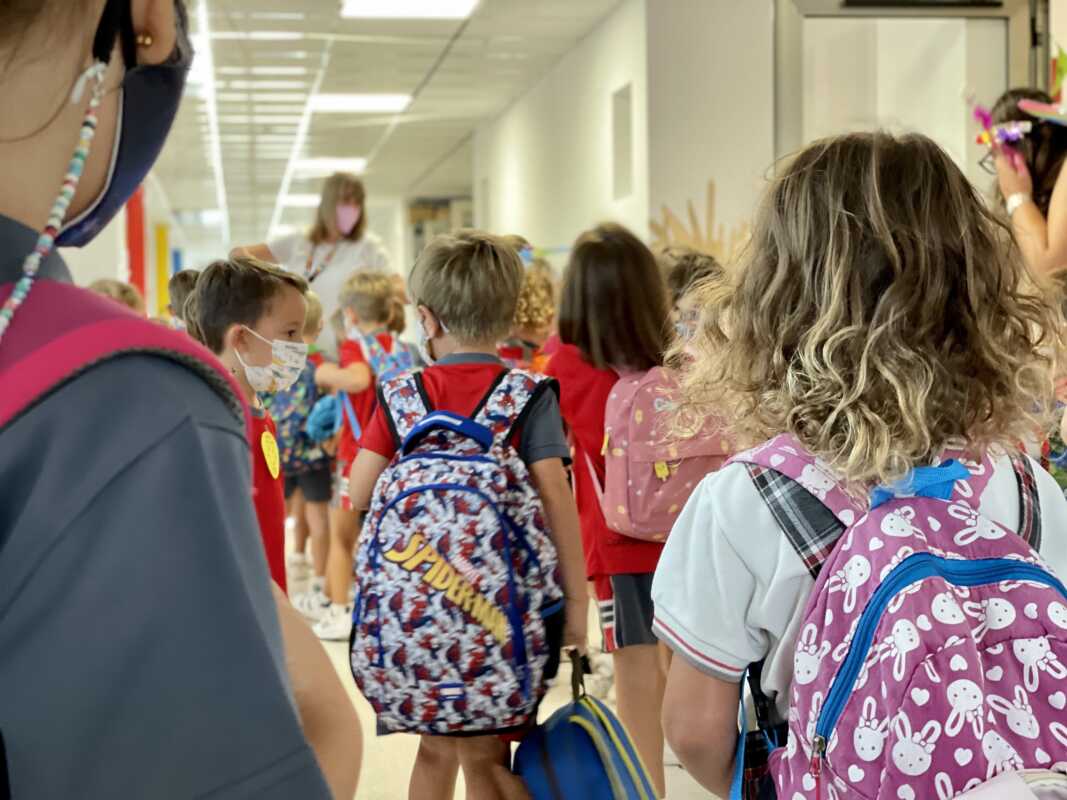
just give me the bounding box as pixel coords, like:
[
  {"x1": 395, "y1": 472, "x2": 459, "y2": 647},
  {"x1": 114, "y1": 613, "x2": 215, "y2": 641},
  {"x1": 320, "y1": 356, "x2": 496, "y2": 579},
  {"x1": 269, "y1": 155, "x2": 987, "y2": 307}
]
[
  {"x1": 340, "y1": 0, "x2": 479, "y2": 19},
  {"x1": 283, "y1": 194, "x2": 323, "y2": 207},
  {"x1": 212, "y1": 31, "x2": 303, "y2": 40},
  {"x1": 294, "y1": 157, "x2": 367, "y2": 175},
  {"x1": 218, "y1": 66, "x2": 309, "y2": 76},
  {"x1": 223, "y1": 80, "x2": 308, "y2": 90},
  {"x1": 309, "y1": 93, "x2": 410, "y2": 113},
  {"x1": 193, "y1": 1, "x2": 230, "y2": 245}
]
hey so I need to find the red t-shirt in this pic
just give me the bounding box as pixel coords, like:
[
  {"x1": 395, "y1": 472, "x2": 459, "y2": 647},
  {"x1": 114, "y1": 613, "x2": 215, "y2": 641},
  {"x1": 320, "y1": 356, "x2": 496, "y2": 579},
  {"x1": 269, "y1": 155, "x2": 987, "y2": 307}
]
[
  {"x1": 337, "y1": 332, "x2": 393, "y2": 466},
  {"x1": 362, "y1": 359, "x2": 520, "y2": 459},
  {"x1": 545, "y1": 343, "x2": 664, "y2": 578},
  {"x1": 251, "y1": 410, "x2": 287, "y2": 591}
]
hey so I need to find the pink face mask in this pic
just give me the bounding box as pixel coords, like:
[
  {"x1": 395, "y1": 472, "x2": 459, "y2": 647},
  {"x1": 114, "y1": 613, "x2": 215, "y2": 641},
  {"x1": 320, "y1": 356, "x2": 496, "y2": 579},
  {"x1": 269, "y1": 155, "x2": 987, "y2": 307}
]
[{"x1": 335, "y1": 203, "x2": 361, "y2": 236}]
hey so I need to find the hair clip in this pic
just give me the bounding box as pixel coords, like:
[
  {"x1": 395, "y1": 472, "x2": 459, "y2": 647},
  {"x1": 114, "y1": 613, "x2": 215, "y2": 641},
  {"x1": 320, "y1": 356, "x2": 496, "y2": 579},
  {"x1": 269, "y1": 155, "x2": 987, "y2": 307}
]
[
  {"x1": 976, "y1": 121, "x2": 1032, "y2": 146},
  {"x1": 1018, "y1": 99, "x2": 1067, "y2": 127}
]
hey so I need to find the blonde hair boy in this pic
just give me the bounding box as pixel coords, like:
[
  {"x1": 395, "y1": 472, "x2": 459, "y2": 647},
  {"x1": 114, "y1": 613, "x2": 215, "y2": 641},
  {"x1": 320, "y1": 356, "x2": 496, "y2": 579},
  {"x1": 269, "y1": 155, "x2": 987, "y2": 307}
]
[{"x1": 409, "y1": 230, "x2": 524, "y2": 344}]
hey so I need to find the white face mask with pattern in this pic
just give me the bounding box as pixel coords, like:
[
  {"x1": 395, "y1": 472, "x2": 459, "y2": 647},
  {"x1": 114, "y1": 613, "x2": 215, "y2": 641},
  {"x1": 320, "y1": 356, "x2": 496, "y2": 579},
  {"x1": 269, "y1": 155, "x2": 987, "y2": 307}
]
[
  {"x1": 415, "y1": 308, "x2": 449, "y2": 365},
  {"x1": 235, "y1": 326, "x2": 308, "y2": 393}
]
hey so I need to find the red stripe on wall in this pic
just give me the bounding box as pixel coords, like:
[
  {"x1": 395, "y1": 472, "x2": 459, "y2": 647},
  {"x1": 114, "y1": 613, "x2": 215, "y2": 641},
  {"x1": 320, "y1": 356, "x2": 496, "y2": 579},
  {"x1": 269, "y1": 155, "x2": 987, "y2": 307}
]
[{"x1": 126, "y1": 186, "x2": 146, "y2": 295}]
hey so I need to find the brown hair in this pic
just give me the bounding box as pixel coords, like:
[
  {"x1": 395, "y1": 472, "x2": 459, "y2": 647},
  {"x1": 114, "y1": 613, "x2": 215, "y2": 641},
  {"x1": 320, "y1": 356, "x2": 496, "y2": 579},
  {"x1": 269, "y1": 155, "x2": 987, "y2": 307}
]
[
  {"x1": 188, "y1": 256, "x2": 308, "y2": 354},
  {"x1": 339, "y1": 271, "x2": 394, "y2": 325},
  {"x1": 409, "y1": 230, "x2": 524, "y2": 342},
  {"x1": 679, "y1": 131, "x2": 1062, "y2": 486},
  {"x1": 514, "y1": 258, "x2": 556, "y2": 333},
  {"x1": 660, "y1": 246, "x2": 724, "y2": 306},
  {"x1": 991, "y1": 88, "x2": 1067, "y2": 218},
  {"x1": 167, "y1": 269, "x2": 200, "y2": 320},
  {"x1": 0, "y1": 0, "x2": 90, "y2": 56},
  {"x1": 303, "y1": 290, "x2": 324, "y2": 336},
  {"x1": 309, "y1": 172, "x2": 367, "y2": 246},
  {"x1": 88, "y1": 279, "x2": 145, "y2": 315},
  {"x1": 559, "y1": 223, "x2": 669, "y2": 371}
]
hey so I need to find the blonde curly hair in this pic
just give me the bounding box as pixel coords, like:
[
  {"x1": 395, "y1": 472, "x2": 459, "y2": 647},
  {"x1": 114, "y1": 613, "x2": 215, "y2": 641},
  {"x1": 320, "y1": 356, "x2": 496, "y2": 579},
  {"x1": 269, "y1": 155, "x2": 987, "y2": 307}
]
[
  {"x1": 514, "y1": 258, "x2": 556, "y2": 333},
  {"x1": 678, "y1": 131, "x2": 1063, "y2": 487}
]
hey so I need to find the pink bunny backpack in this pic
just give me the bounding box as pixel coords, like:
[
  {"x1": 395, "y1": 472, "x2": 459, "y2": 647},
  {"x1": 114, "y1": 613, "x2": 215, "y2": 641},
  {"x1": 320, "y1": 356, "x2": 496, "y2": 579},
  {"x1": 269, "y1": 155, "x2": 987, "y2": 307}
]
[{"x1": 733, "y1": 435, "x2": 1067, "y2": 800}]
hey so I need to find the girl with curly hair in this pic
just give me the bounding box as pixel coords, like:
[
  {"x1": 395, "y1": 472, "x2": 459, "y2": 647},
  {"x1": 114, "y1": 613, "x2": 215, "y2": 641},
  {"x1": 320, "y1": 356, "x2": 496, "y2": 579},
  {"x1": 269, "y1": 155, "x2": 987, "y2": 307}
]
[{"x1": 651, "y1": 131, "x2": 1067, "y2": 797}]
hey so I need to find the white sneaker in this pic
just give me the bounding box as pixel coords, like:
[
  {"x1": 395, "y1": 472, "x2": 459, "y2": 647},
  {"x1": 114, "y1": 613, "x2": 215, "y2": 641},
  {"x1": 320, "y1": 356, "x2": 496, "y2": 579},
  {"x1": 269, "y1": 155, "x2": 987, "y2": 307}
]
[
  {"x1": 293, "y1": 583, "x2": 330, "y2": 621},
  {"x1": 313, "y1": 603, "x2": 353, "y2": 641}
]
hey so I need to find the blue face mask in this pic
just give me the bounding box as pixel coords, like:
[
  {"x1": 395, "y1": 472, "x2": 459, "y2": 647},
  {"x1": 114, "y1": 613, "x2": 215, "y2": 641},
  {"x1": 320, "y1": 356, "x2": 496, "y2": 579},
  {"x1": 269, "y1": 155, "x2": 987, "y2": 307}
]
[{"x1": 57, "y1": 0, "x2": 192, "y2": 247}]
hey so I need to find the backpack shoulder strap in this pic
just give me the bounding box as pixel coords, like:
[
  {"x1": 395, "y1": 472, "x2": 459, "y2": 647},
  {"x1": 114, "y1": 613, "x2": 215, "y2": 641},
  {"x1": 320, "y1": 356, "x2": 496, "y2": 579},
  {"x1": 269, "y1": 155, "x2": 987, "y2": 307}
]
[
  {"x1": 473, "y1": 368, "x2": 558, "y2": 449},
  {"x1": 730, "y1": 435, "x2": 858, "y2": 580},
  {"x1": 378, "y1": 370, "x2": 431, "y2": 448},
  {"x1": 1008, "y1": 450, "x2": 1042, "y2": 550},
  {"x1": 0, "y1": 281, "x2": 249, "y2": 434}
]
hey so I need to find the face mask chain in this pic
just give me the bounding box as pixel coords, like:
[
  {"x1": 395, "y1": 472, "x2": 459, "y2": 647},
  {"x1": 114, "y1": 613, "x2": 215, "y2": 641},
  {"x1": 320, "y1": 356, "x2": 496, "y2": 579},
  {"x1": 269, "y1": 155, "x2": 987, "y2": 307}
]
[{"x1": 0, "y1": 62, "x2": 108, "y2": 343}]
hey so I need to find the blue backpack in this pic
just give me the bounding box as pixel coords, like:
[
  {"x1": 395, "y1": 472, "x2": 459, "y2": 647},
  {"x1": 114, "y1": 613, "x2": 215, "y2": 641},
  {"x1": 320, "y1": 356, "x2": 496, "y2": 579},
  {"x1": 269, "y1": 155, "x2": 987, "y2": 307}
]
[{"x1": 513, "y1": 652, "x2": 656, "y2": 800}]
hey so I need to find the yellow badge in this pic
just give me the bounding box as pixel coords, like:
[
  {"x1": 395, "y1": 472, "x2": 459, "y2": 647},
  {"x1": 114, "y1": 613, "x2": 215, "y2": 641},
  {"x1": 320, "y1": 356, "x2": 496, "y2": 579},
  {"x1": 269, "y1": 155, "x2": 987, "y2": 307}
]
[
  {"x1": 654, "y1": 461, "x2": 670, "y2": 481},
  {"x1": 261, "y1": 430, "x2": 281, "y2": 480}
]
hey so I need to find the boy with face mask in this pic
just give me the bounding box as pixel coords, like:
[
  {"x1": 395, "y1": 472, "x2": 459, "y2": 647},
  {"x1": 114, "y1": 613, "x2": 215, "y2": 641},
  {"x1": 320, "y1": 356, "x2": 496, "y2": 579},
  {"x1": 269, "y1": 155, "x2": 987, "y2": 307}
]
[{"x1": 187, "y1": 257, "x2": 309, "y2": 591}]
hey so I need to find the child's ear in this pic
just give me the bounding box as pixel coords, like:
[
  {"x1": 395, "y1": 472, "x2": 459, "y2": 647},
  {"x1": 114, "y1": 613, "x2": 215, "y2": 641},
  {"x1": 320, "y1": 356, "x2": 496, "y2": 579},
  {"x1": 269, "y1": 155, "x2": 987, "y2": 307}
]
[{"x1": 222, "y1": 323, "x2": 245, "y2": 355}]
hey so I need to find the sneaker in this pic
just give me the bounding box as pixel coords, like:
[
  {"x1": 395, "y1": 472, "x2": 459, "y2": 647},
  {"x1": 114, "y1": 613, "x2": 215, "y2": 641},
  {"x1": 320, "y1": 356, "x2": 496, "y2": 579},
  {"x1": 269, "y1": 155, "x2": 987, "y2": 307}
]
[
  {"x1": 313, "y1": 603, "x2": 353, "y2": 641},
  {"x1": 293, "y1": 583, "x2": 330, "y2": 621}
]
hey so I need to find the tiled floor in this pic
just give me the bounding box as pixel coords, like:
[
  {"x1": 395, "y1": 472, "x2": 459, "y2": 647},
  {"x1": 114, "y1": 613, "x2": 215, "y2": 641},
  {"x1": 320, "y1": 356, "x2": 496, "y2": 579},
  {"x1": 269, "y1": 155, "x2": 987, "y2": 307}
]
[
  {"x1": 319, "y1": 638, "x2": 712, "y2": 799},
  {"x1": 291, "y1": 558, "x2": 712, "y2": 798}
]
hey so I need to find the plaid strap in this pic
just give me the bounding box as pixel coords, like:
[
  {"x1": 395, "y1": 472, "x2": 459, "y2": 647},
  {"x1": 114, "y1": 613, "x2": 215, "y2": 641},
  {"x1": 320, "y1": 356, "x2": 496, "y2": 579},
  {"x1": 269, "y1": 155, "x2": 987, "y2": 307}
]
[
  {"x1": 1009, "y1": 451, "x2": 1042, "y2": 550},
  {"x1": 744, "y1": 463, "x2": 846, "y2": 580}
]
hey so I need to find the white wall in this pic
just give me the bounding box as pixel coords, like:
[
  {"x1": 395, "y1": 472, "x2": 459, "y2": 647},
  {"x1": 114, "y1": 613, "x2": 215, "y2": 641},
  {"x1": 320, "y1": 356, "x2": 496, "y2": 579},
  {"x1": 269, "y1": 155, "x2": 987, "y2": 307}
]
[
  {"x1": 645, "y1": 0, "x2": 775, "y2": 262},
  {"x1": 473, "y1": 0, "x2": 649, "y2": 262},
  {"x1": 801, "y1": 17, "x2": 1007, "y2": 188}
]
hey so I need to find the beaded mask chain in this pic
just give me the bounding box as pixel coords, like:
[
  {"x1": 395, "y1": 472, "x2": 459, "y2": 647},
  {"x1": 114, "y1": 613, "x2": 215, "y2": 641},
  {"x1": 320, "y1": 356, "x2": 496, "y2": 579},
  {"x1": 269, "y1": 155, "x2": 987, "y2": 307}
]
[{"x1": 0, "y1": 61, "x2": 108, "y2": 343}]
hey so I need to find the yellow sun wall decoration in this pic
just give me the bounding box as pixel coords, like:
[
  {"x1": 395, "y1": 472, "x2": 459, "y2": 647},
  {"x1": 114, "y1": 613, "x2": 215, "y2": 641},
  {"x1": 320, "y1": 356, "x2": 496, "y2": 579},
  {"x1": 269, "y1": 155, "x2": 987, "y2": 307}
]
[{"x1": 650, "y1": 179, "x2": 750, "y2": 263}]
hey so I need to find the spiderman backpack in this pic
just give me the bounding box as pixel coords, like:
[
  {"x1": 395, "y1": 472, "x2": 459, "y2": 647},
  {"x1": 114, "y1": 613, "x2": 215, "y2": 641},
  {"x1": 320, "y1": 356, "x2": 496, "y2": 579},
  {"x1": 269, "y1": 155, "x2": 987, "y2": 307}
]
[{"x1": 350, "y1": 369, "x2": 564, "y2": 735}]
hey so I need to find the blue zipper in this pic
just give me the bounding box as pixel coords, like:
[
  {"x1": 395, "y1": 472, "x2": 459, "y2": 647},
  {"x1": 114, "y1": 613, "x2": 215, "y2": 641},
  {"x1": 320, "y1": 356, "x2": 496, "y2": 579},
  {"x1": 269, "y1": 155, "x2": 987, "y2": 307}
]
[
  {"x1": 399, "y1": 452, "x2": 497, "y2": 467},
  {"x1": 813, "y1": 554, "x2": 1067, "y2": 760}
]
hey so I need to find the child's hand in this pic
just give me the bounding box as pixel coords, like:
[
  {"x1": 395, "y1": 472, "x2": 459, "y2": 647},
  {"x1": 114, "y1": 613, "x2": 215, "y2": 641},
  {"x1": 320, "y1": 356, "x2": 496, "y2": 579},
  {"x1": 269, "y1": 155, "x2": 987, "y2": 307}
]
[
  {"x1": 996, "y1": 149, "x2": 1033, "y2": 199},
  {"x1": 563, "y1": 596, "x2": 588, "y2": 650}
]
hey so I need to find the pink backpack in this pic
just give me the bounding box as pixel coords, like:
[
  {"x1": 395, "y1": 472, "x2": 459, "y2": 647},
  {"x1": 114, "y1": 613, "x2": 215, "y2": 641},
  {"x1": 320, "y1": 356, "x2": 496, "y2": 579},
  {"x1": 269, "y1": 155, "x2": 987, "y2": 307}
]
[
  {"x1": 732, "y1": 435, "x2": 1067, "y2": 800},
  {"x1": 590, "y1": 366, "x2": 731, "y2": 541}
]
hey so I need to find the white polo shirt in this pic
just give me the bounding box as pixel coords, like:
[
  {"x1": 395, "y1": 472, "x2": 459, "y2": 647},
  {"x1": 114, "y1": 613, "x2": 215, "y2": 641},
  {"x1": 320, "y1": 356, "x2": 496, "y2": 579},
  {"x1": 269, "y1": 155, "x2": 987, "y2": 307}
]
[{"x1": 651, "y1": 454, "x2": 1067, "y2": 720}]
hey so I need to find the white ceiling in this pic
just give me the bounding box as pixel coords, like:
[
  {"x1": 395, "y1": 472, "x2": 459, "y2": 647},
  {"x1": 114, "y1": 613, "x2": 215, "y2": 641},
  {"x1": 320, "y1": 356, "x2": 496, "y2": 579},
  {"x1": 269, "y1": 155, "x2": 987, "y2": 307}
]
[{"x1": 153, "y1": 0, "x2": 621, "y2": 255}]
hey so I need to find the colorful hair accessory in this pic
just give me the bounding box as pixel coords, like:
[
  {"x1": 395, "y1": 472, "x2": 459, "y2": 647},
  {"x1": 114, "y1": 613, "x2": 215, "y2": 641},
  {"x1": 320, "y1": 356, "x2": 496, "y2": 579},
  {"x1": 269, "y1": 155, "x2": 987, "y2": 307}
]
[
  {"x1": 1018, "y1": 99, "x2": 1067, "y2": 128},
  {"x1": 0, "y1": 62, "x2": 107, "y2": 343},
  {"x1": 975, "y1": 121, "x2": 1033, "y2": 146}
]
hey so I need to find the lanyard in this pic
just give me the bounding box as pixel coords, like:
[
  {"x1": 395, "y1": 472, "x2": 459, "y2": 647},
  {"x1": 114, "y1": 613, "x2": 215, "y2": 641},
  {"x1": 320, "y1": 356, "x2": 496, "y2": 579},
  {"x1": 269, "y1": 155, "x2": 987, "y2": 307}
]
[{"x1": 305, "y1": 242, "x2": 340, "y2": 284}]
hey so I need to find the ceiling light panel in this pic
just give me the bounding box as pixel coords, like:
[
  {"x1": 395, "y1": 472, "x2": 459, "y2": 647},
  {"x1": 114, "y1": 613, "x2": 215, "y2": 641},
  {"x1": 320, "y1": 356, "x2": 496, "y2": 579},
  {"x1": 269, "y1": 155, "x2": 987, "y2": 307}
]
[
  {"x1": 294, "y1": 157, "x2": 367, "y2": 175},
  {"x1": 283, "y1": 194, "x2": 323, "y2": 207},
  {"x1": 309, "y1": 94, "x2": 411, "y2": 113},
  {"x1": 340, "y1": 0, "x2": 479, "y2": 19}
]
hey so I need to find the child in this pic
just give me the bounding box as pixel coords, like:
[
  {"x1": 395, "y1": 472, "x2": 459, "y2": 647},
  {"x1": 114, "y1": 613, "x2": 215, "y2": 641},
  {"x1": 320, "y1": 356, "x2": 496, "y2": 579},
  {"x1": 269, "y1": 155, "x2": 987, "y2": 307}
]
[
  {"x1": 312, "y1": 271, "x2": 399, "y2": 640},
  {"x1": 167, "y1": 268, "x2": 200, "y2": 329},
  {"x1": 545, "y1": 222, "x2": 673, "y2": 797},
  {"x1": 187, "y1": 256, "x2": 309, "y2": 592},
  {"x1": 87, "y1": 278, "x2": 146, "y2": 316},
  {"x1": 653, "y1": 132, "x2": 1067, "y2": 797},
  {"x1": 262, "y1": 291, "x2": 333, "y2": 610},
  {"x1": 350, "y1": 230, "x2": 588, "y2": 800},
  {"x1": 499, "y1": 257, "x2": 556, "y2": 373},
  {"x1": 386, "y1": 293, "x2": 424, "y2": 368},
  {"x1": 660, "y1": 246, "x2": 723, "y2": 341}
]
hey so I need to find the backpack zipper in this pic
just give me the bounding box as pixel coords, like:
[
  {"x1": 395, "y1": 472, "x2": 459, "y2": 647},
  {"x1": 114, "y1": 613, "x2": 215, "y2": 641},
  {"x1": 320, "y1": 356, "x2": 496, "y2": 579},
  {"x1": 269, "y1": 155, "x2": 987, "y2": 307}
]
[{"x1": 812, "y1": 554, "x2": 1067, "y2": 772}]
